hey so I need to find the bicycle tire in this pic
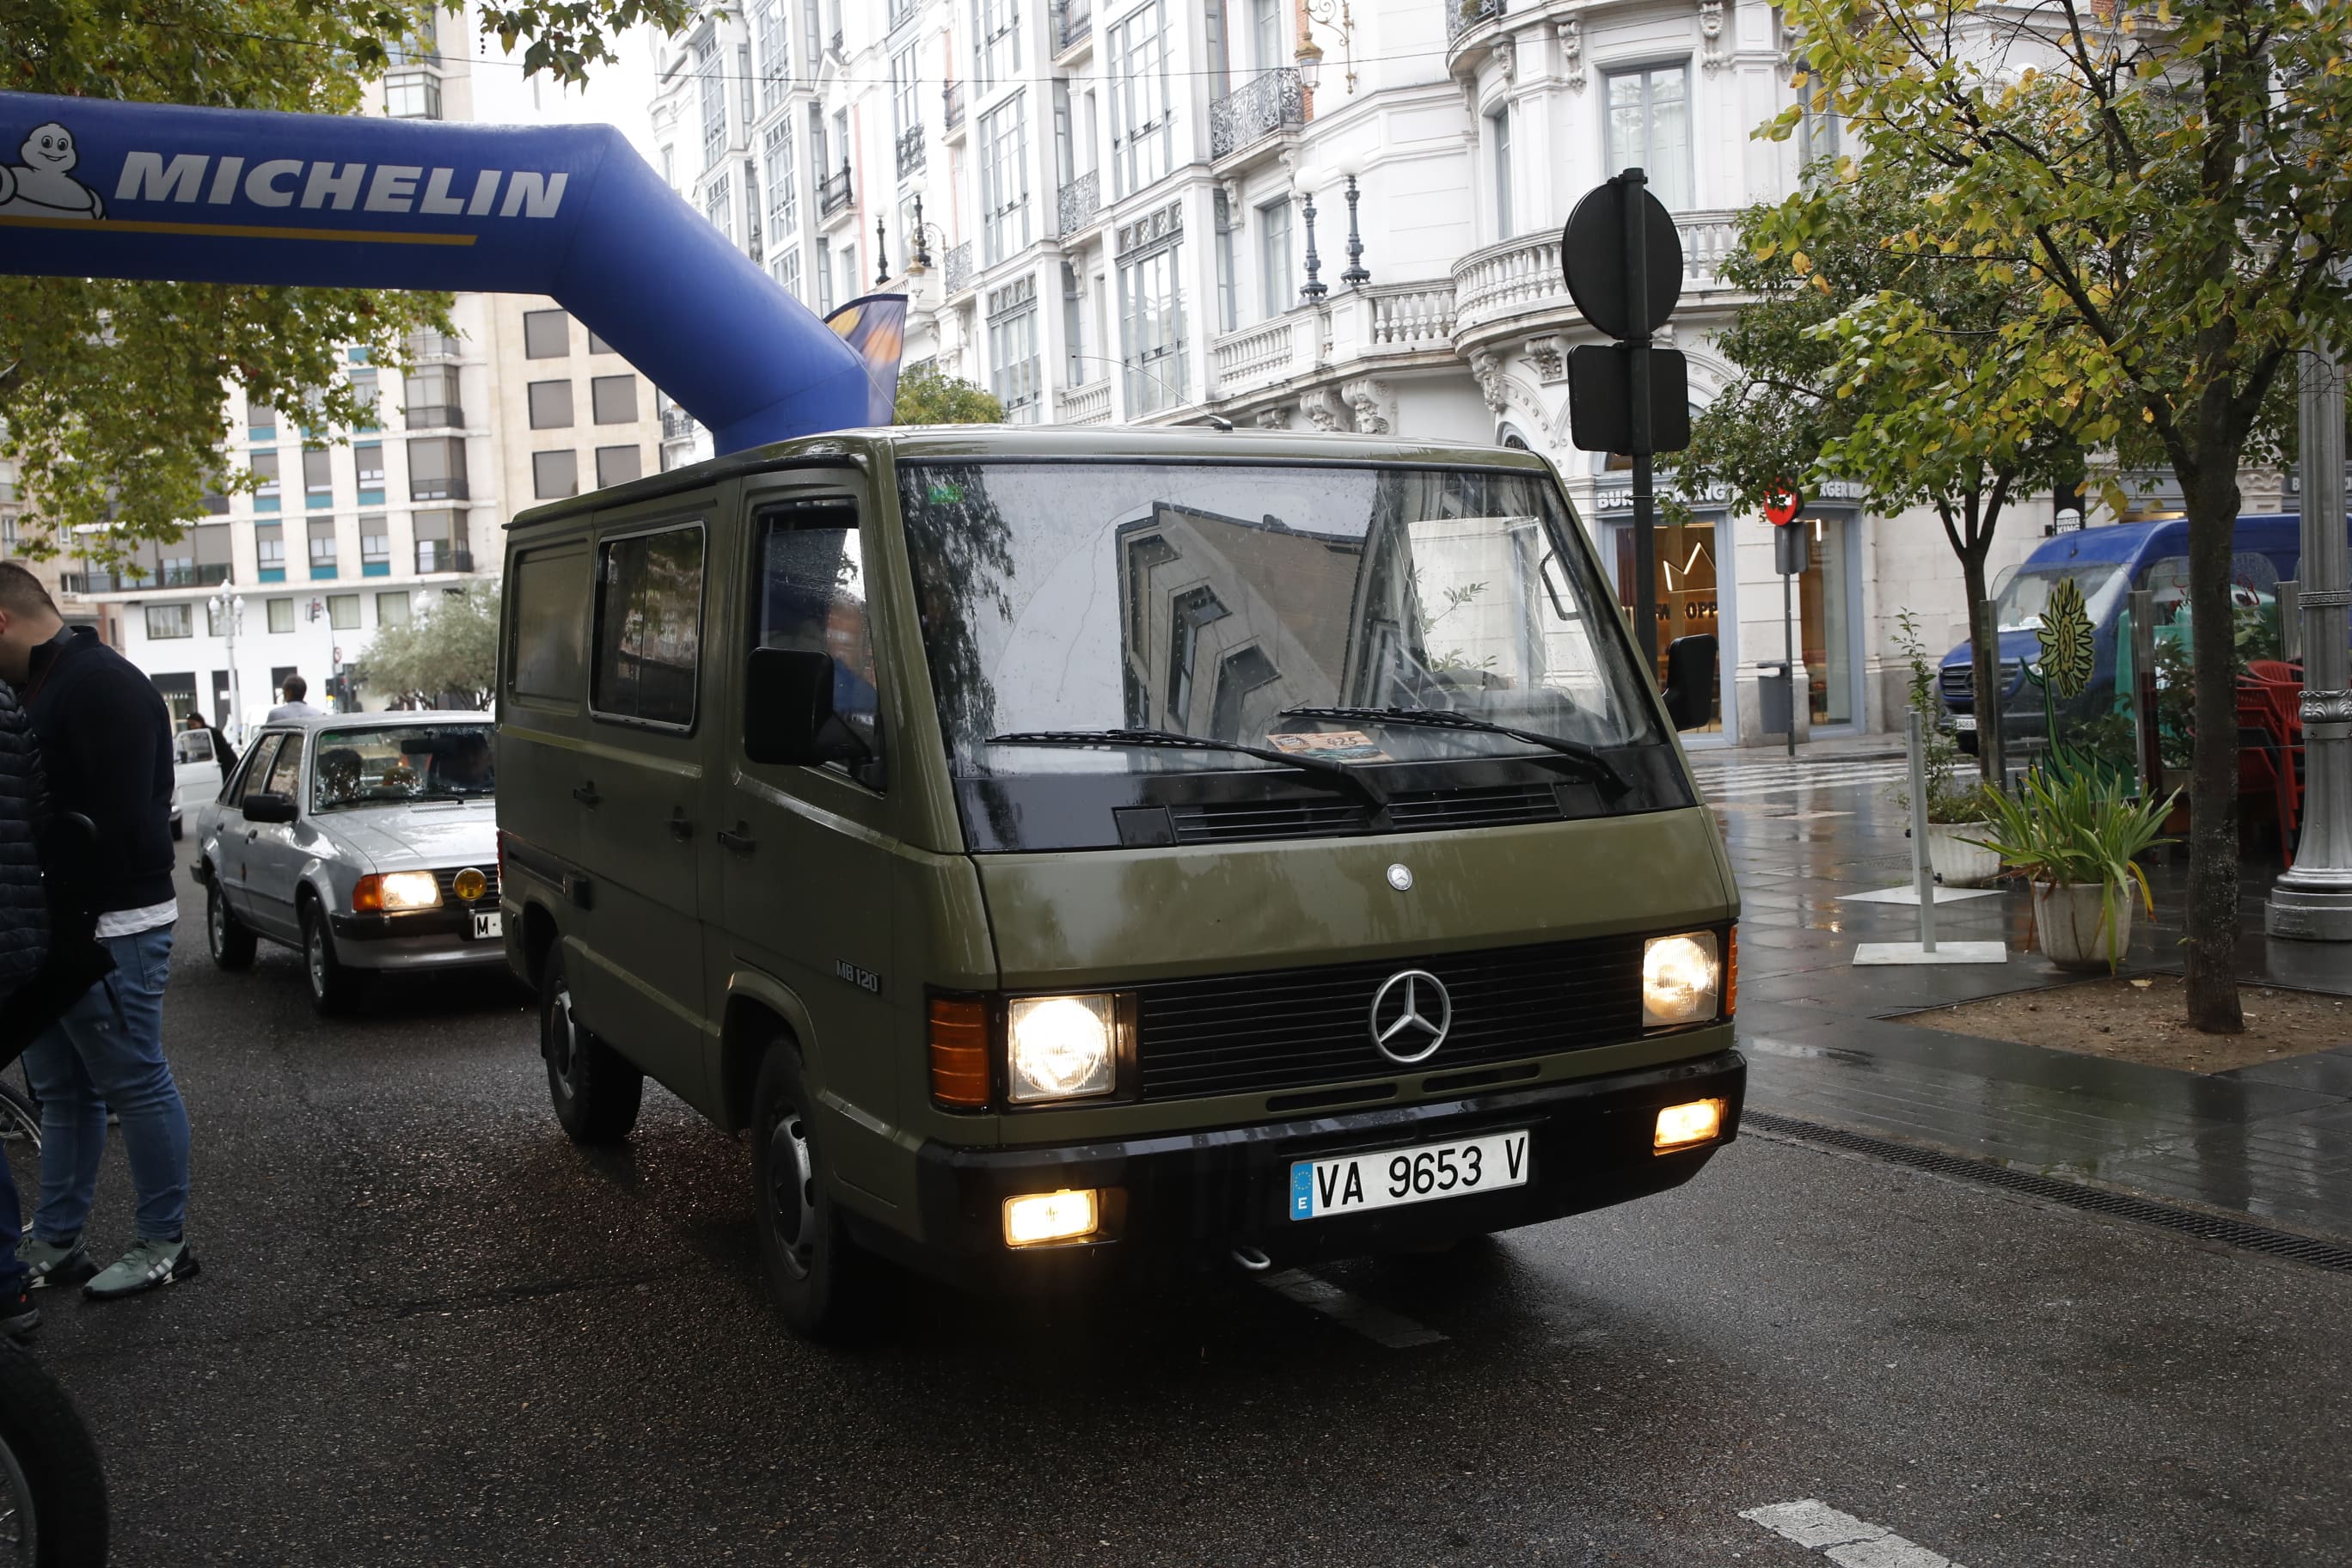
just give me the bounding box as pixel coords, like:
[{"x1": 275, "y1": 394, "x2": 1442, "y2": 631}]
[
  {"x1": 0, "y1": 1341, "x2": 108, "y2": 1566},
  {"x1": 0, "y1": 1082, "x2": 38, "y2": 1156}
]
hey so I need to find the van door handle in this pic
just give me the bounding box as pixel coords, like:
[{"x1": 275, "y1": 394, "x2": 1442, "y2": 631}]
[
  {"x1": 668, "y1": 811, "x2": 695, "y2": 842},
  {"x1": 716, "y1": 825, "x2": 757, "y2": 854},
  {"x1": 573, "y1": 782, "x2": 601, "y2": 807}
]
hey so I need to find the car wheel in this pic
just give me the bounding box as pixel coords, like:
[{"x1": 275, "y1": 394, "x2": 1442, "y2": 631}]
[
  {"x1": 539, "y1": 947, "x2": 641, "y2": 1144},
  {"x1": 205, "y1": 882, "x2": 257, "y2": 971},
  {"x1": 750, "y1": 1043, "x2": 870, "y2": 1339},
  {"x1": 300, "y1": 897, "x2": 363, "y2": 1016}
]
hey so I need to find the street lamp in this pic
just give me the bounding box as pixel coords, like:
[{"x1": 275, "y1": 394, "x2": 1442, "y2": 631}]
[
  {"x1": 207, "y1": 583, "x2": 246, "y2": 742},
  {"x1": 1301, "y1": 0, "x2": 1357, "y2": 95},
  {"x1": 1333, "y1": 153, "x2": 1370, "y2": 288}
]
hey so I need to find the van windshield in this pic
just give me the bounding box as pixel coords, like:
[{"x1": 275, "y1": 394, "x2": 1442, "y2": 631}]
[
  {"x1": 1995, "y1": 564, "x2": 2128, "y2": 634},
  {"x1": 897, "y1": 462, "x2": 1660, "y2": 778}
]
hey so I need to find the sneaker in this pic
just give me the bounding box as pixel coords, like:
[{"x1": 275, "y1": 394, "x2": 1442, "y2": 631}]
[
  {"x1": 17, "y1": 1235, "x2": 95, "y2": 1290},
  {"x1": 83, "y1": 1237, "x2": 200, "y2": 1302},
  {"x1": 0, "y1": 1287, "x2": 35, "y2": 1339}
]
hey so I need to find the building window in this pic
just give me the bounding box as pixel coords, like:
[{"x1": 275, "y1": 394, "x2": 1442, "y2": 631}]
[
  {"x1": 591, "y1": 375, "x2": 639, "y2": 425},
  {"x1": 1108, "y1": 0, "x2": 1173, "y2": 197},
  {"x1": 892, "y1": 46, "x2": 921, "y2": 140},
  {"x1": 596, "y1": 445, "x2": 644, "y2": 487},
  {"x1": 407, "y1": 436, "x2": 468, "y2": 501},
  {"x1": 328, "y1": 593, "x2": 360, "y2": 630},
  {"x1": 533, "y1": 450, "x2": 580, "y2": 499},
  {"x1": 309, "y1": 518, "x2": 339, "y2": 578},
  {"x1": 414, "y1": 510, "x2": 469, "y2": 573},
  {"x1": 1489, "y1": 107, "x2": 1514, "y2": 236},
  {"x1": 361, "y1": 517, "x2": 389, "y2": 574},
  {"x1": 974, "y1": 0, "x2": 1020, "y2": 89},
  {"x1": 816, "y1": 237, "x2": 835, "y2": 312},
  {"x1": 1119, "y1": 240, "x2": 1187, "y2": 415},
  {"x1": 248, "y1": 401, "x2": 278, "y2": 440},
  {"x1": 384, "y1": 72, "x2": 442, "y2": 120},
  {"x1": 1165, "y1": 586, "x2": 1228, "y2": 728},
  {"x1": 986, "y1": 278, "x2": 1042, "y2": 422},
  {"x1": 1253, "y1": 0, "x2": 1284, "y2": 68},
  {"x1": 145, "y1": 603, "x2": 193, "y2": 640},
  {"x1": 754, "y1": 0, "x2": 790, "y2": 115},
  {"x1": 267, "y1": 597, "x2": 295, "y2": 634},
  {"x1": 764, "y1": 119, "x2": 799, "y2": 239},
  {"x1": 1258, "y1": 198, "x2": 1292, "y2": 320},
  {"x1": 1215, "y1": 197, "x2": 1238, "y2": 334},
  {"x1": 1605, "y1": 64, "x2": 1693, "y2": 211},
  {"x1": 529, "y1": 379, "x2": 576, "y2": 430},
  {"x1": 979, "y1": 95, "x2": 1031, "y2": 266},
  {"x1": 775, "y1": 247, "x2": 803, "y2": 299},
  {"x1": 377, "y1": 591, "x2": 413, "y2": 628},
  {"x1": 251, "y1": 450, "x2": 280, "y2": 509},
  {"x1": 348, "y1": 369, "x2": 379, "y2": 431},
  {"x1": 592, "y1": 524, "x2": 706, "y2": 729},
  {"x1": 256, "y1": 524, "x2": 286, "y2": 579},
  {"x1": 703, "y1": 171, "x2": 733, "y2": 242},
  {"x1": 1798, "y1": 70, "x2": 1841, "y2": 178},
  {"x1": 354, "y1": 443, "x2": 385, "y2": 495},
  {"x1": 523, "y1": 309, "x2": 570, "y2": 358},
  {"x1": 698, "y1": 40, "x2": 727, "y2": 170},
  {"x1": 303, "y1": 446, "x2": 334, "y2": 505}
]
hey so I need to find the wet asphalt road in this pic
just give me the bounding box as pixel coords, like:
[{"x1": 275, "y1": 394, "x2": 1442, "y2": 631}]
[{"x1": 17, "y1": 862, "x2": 2352, "y2": 1567}]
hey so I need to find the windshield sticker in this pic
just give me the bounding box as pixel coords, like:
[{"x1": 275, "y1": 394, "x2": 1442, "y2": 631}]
[
  {"x1": 1265, "y1": 730, "x2": 1392, "y2": 763},
  {"x1": 925, "y1": 480, "x2": 965, "y2": 505}
]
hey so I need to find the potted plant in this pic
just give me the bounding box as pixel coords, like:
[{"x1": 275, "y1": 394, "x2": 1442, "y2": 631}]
[
  {"x1": 1967, "y1": 770, "x2": 2176, "y2": 971},
  {"x1": 1891, "y1": 609, "x2": 2002, "y2": 885}
]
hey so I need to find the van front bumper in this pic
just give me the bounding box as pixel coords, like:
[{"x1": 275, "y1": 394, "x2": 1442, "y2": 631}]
[{"x1": 879, "y1": 1048, "x2": 1744, "y2": 1289}]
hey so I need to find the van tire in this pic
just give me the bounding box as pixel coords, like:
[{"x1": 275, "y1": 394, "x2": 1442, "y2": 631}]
[
  {"x1": 750, "y1": 1044, "x2": 868, "y2": 1339},
  {"x1": 540, "y1": 947, "x2": 642, "y2": 1144},
  {"x1": 301, "y1": 897, "x2": 363, "y2": 1016},
  {"x1": 0, "y1": 1340, "x2": 111, "y2": 1567},
  {"x1": 206, "y1": 883, "x2": 257, "y2": 971}
]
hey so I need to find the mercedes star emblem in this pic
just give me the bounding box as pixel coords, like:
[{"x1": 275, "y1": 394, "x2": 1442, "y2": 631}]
[
  {"x1": 1386, "y1": 863, "x2": 1413, "y2": 891},
  {"x1": 1369, "y1": 969, "x2": 1452, "y2": 1063}
]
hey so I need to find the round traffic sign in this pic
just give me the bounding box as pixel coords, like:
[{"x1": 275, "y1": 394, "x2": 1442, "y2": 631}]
[
  {"x1": 1763, "y1": 484, "x2": 1804, "y2": 526},
  {"x1": 1561, "y1": 180, "x2": 1684, "y2": 341}
]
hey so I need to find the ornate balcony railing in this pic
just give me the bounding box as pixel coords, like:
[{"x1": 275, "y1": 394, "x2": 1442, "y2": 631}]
[
  {"x1": 1052, "y1": 0, "x2": 1093, "y2": 51},
  {"x1": 1057, "y1": 381, "x2": 1112, "y2": 425},
  {"x1": 660, "y1": 405, "x2": 699, "y2": 441},
  {"x1": 897, "y1": 125, "x2": 926, "y2": 179},
  {"x1": 942, "y1": 81, "x2": 965, "y2": 131},
  {"x1": 1449, "y1": 0, "x2": 1504, "y2": 41},
  {"x1": 943, "y1": 242, "x2": 973, "y2": 296},
  {"x1": 818, "y1": 162, "x2": 854, "y2": 218},
  {"x1": 1210, "y1": 68, "x2": 1303, "y2": 161},
  {"x1": 1213, "y1": 318, "x2": 1298, "y2": 389},
  {"x1": 1057, "y1": 170, "x2": 1100, "y2": 236},
  {"x1": 1451, "y1": 211, "x2": 1741, "y2": 333},
  {"x1": 1367, "y1": 282, "x2": 1458, "y2": 346}
]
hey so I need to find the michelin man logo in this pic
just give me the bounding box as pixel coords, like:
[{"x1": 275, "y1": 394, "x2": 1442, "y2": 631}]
[{"x1": 0, "y1": 121, "x2": 105, "y2": 220}]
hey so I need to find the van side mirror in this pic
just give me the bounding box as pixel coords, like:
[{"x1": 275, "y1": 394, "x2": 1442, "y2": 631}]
[
  {"x1": 744, "y1": 647, "x2": 873, "y2": 769},
  {"x1": 1661, "y1": 634, "x2": 1718, "y2": 732},
  {"x1": 242, "y1": 793, "x2": 298, "y2": 824}
]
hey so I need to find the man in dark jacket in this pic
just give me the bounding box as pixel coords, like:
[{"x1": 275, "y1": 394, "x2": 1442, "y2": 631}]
[
  {"x1": 0, "y1": 673, "x2": 48, "y2": 1337},
  {"x1": 0, "y1": 563, "x2": 198, "y2": 1302}
]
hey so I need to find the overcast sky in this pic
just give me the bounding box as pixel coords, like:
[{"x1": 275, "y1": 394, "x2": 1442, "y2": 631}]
[{"x1": 467, "y1": 23, "x2": 661, "y2": 161}]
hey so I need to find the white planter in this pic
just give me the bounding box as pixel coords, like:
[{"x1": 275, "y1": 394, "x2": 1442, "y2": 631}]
[
  {"x1": 2033, "y1": 881, "x2": 2134, "y2": 971},
  {"x1": 1926, "y1": 823, "x2": 2002, "y2": 887}
]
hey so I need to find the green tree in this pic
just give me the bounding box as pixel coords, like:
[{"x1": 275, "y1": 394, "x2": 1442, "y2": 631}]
[
  {"x1": 1, "y1": 0, "x2": 701, "y2": 561},
  {"x1": 1779, "y1": 0, "x2": 2352, "y2": 1032},
  {"x1": 893, "y1": 364, "x2": 1005, "y2": 425},
  {"x1": 360, "y1": 579, "x2": 499, "y2": 709},
  {"x1": 1668, "y1": 160, "x2": 2113, "y2": 783}
]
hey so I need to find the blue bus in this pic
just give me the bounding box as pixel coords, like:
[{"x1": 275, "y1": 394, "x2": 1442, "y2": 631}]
[{"x1": 1937, "y1": 513, "x2": 2348, "y2": 751}]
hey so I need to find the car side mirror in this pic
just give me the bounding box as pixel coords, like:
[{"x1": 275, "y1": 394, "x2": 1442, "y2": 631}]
[
  {"x1": 1661, "y1": 634, "x2": 1718, "y2": 732},
  {"x1": 242, "y1": 793, "x2": 298, "y2": 824},
  {"x1": 744, "y1": 647, "x2": 873, "y2": 770}
]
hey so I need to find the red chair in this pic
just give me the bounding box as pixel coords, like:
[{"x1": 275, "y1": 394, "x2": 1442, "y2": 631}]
[{"x1": 2236, "y1": 690, "x2": 2300, "y2": 867}]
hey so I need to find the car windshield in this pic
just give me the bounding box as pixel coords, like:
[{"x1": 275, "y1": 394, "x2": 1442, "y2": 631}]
[
  {"x1": 897, "y1": 462, "x2": 1659, "y2": 778},
  {"x1": 1995, "y1": 564, "x2": 2129, "y2": 634},
  {"x1": 311, "y1": 724, "x2": 496, "y2": 812}
]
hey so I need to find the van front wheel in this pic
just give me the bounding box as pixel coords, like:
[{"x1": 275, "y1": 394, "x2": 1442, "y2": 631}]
[
  {"x1": 750, "y1": 1044, "x2": 867, "y2": 1339},
  {"x1": 540, "y1": 947, "x2": 642, "y2": 1144}
]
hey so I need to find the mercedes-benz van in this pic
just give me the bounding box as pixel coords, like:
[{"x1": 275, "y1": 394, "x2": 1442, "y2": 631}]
[{"x1": 495, "y1": 427, "x2": 1743, "y2": 1336}]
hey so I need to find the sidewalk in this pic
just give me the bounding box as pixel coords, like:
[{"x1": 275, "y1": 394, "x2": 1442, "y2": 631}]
[{"x1": 1710, "y1": 749, "x2": 2352, "y2": 1243}]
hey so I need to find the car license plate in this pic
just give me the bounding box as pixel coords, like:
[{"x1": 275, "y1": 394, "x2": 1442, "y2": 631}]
[
  {"x1": 1289, "y1": 1130, "x2": 1529, "y2": 1221},
  {"x1": 1951, "y1": 714, "x2": 1977, "y2": 732},
  {"x1": 471, "y1": 910, "x2": 502, "y2": 940}
]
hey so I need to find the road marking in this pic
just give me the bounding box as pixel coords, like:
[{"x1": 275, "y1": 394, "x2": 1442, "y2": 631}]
[
  {"x1": 1696, "y1": 762, "x2": 1910, "y2": 800},
  {"x1": 1259, "y1": 1268, "x2": 1448, "y2": 1348},
  {"x1": 1740, "y1": 1500, "x2": 1965, "y2": 1568}
]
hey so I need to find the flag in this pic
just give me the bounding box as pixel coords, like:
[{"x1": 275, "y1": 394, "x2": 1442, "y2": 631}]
[{"x1": 826, "y1": 294, "x2": 910, "y2": 426}]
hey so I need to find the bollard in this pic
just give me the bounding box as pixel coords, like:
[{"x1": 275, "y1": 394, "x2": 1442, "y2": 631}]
[{"x1": 1908, "y1": 713, "x2": 1938, "y2": 952}]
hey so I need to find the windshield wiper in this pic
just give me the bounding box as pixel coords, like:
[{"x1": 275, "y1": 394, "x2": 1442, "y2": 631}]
[
  {"x1": 1277, "y1": 707, "x2": 1632, "y2": 797},
  {"x1": 984, "y1": 728, "x2": 1388, "y2": 806}
]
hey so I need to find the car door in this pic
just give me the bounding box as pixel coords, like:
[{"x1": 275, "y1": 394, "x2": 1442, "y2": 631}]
[
  {"x1": 713, "y1": 481, "x2": 900, "y2": 1194},
  {"x1": 172, "y1": 731, "x2": 223, "y2": 822},
  {"x1": 211, "y1": 732, "x2": 280, "y2": 920},
  {"x1": 239, "y1": 731, "x2": 308, "y2": 940}
]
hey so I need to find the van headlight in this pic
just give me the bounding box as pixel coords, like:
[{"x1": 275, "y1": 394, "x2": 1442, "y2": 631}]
[
  {"x1": 1641, "y1": 932, "x2": 1720, "y2": 1027},
  {"x1": 1005, "y1": 994, "x2": 1122, "y2": 1104}
]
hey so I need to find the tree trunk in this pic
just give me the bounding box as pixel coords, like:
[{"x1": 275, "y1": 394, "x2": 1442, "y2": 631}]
[{"x1": 2181, "y1": 460, "x2": 2245, "y2": 1034}]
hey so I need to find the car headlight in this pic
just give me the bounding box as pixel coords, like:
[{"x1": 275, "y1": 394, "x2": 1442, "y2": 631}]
[
  {"x1": 1005, "y1": 994, "x2": 1120, "y2": 1104},
  {"x1": 1641, "y1": 932, "x2": 1719, "y2": 1028},
  {"x1": 353, "y1": 871, "x2": 442, "y2": 913}
]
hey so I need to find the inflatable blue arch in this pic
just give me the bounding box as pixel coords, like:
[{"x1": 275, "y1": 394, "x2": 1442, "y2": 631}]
[{"x1": 0, "y1": 90, "x2": 892, "y2": 450}]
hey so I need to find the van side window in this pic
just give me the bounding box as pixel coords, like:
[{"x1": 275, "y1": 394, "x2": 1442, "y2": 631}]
[
  {"x1": 509, "y1": 546, "x2": 590, "y2": 702},
  {"x1": 755, "y1": 503, "x2": 884, "y2": 769},
  {"x1": 592, "y1": 524, "x2": 707, "y2": 729}
]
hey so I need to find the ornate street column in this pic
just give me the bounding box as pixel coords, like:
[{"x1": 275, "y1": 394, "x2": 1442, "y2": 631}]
[{"x1": 2268, "y1": 340, "x2": 2352, "y2": 940}]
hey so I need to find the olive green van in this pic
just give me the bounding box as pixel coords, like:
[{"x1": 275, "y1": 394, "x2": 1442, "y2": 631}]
[{"x1": 495, "y1": 426, "x2": 1742, "y2": 1335}]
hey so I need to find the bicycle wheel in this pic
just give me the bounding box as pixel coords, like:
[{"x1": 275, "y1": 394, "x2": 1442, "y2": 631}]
[{"x1": 0, "y1": 1082, "x2": 37, "y2": 1234}]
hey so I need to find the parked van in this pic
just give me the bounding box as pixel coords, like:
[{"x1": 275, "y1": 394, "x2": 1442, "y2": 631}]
[
  {"x1": 495, "y1": 428, "x2": 1741, "y2": 1334},
  {"x1": 1938, "y1": 513, "x2": 2349, "y2": 750}
]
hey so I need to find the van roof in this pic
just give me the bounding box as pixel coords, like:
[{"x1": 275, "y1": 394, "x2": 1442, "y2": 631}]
[
  {"x1": 507, "y1": 425, "x2": 1553, "y2": 535},
  {"x1": 2012, "y1": 513, "x2": 2319, "y2": 570}
]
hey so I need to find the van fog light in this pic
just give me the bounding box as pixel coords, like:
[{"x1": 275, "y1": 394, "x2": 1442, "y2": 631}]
[
  {"x1": 1004, "y1": 1189, "x2": 1099, "y2": 1246},
  {"x1": 1654, "y1": 1099, "x2": 1727, "y2": 1152},
  {"x1": 1006, "y1": 994, "x2": 1118, "y2": 1103},
  {"x1": 1641, "y1": 932, "x2": 1720, "y2": 1027}
]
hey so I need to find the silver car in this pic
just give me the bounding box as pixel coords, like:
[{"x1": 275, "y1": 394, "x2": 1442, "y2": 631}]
[{"x1": 191, "y1": 710, "x2": 505, "y2": 1014}]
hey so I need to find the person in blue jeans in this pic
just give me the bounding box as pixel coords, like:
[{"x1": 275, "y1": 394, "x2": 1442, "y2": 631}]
[{"x1": 0, "y1": 564, "x2": 198, "y2": 1301}]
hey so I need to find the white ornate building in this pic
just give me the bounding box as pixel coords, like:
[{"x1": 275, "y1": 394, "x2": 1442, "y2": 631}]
[{"x1": 649, "y1": 0, "x2": 2073, "y2": 744}]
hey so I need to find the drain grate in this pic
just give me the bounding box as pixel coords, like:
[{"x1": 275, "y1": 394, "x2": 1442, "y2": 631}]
[{"x1": 1743, "y1": 1110, "x2": 2352, "y2": 1273}]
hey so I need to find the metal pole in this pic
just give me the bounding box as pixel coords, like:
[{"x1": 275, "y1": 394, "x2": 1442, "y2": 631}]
[
  {"x1": 2128, "y1": 587, "x2": 2157, "y2": 798},
  {"x1": 1623, "y1": 168, "x2": 1659, "y2": 682},
  {"x1": 1975, "y1": 597, "x2": 2006, "y2": 793},
  {"x1": 2268, "y1": 338, "x2": 2352, "y2": 940},
  {"x1": 1782, "y1": 568, "x2": 1796, "y2": 757},
  {"x1": 1908, "y1": 711, "x2": 1938, "y2": 951}
]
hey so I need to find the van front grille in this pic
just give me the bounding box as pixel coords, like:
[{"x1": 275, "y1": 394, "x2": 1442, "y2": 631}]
[
  {"x1": 1165, "y1": 782, "x2": 1568, "y2": 845},
  {"x1": 1131, "y1": 933, "x2": 1647, "y2": 1102}
]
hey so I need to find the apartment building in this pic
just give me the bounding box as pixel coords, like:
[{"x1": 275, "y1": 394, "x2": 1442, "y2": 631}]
[{"x1": 65, "y1": 4, "x2": 665, "y2": 732}]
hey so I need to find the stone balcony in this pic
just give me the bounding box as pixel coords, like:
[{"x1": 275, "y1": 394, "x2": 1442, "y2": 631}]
[
  {"x1": 1057, "y1": 380, "x2": 1112, "y2": 426},
  {"x1": 1210, "y1": 68, "x2": 1304, "y2": 163},
  {"x1": 1207, "y1": 281, "x2": 1462, "y2": 411},
  {"x1": 1450, "y1": 211, "x2": 1743, "y2": 345}
]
